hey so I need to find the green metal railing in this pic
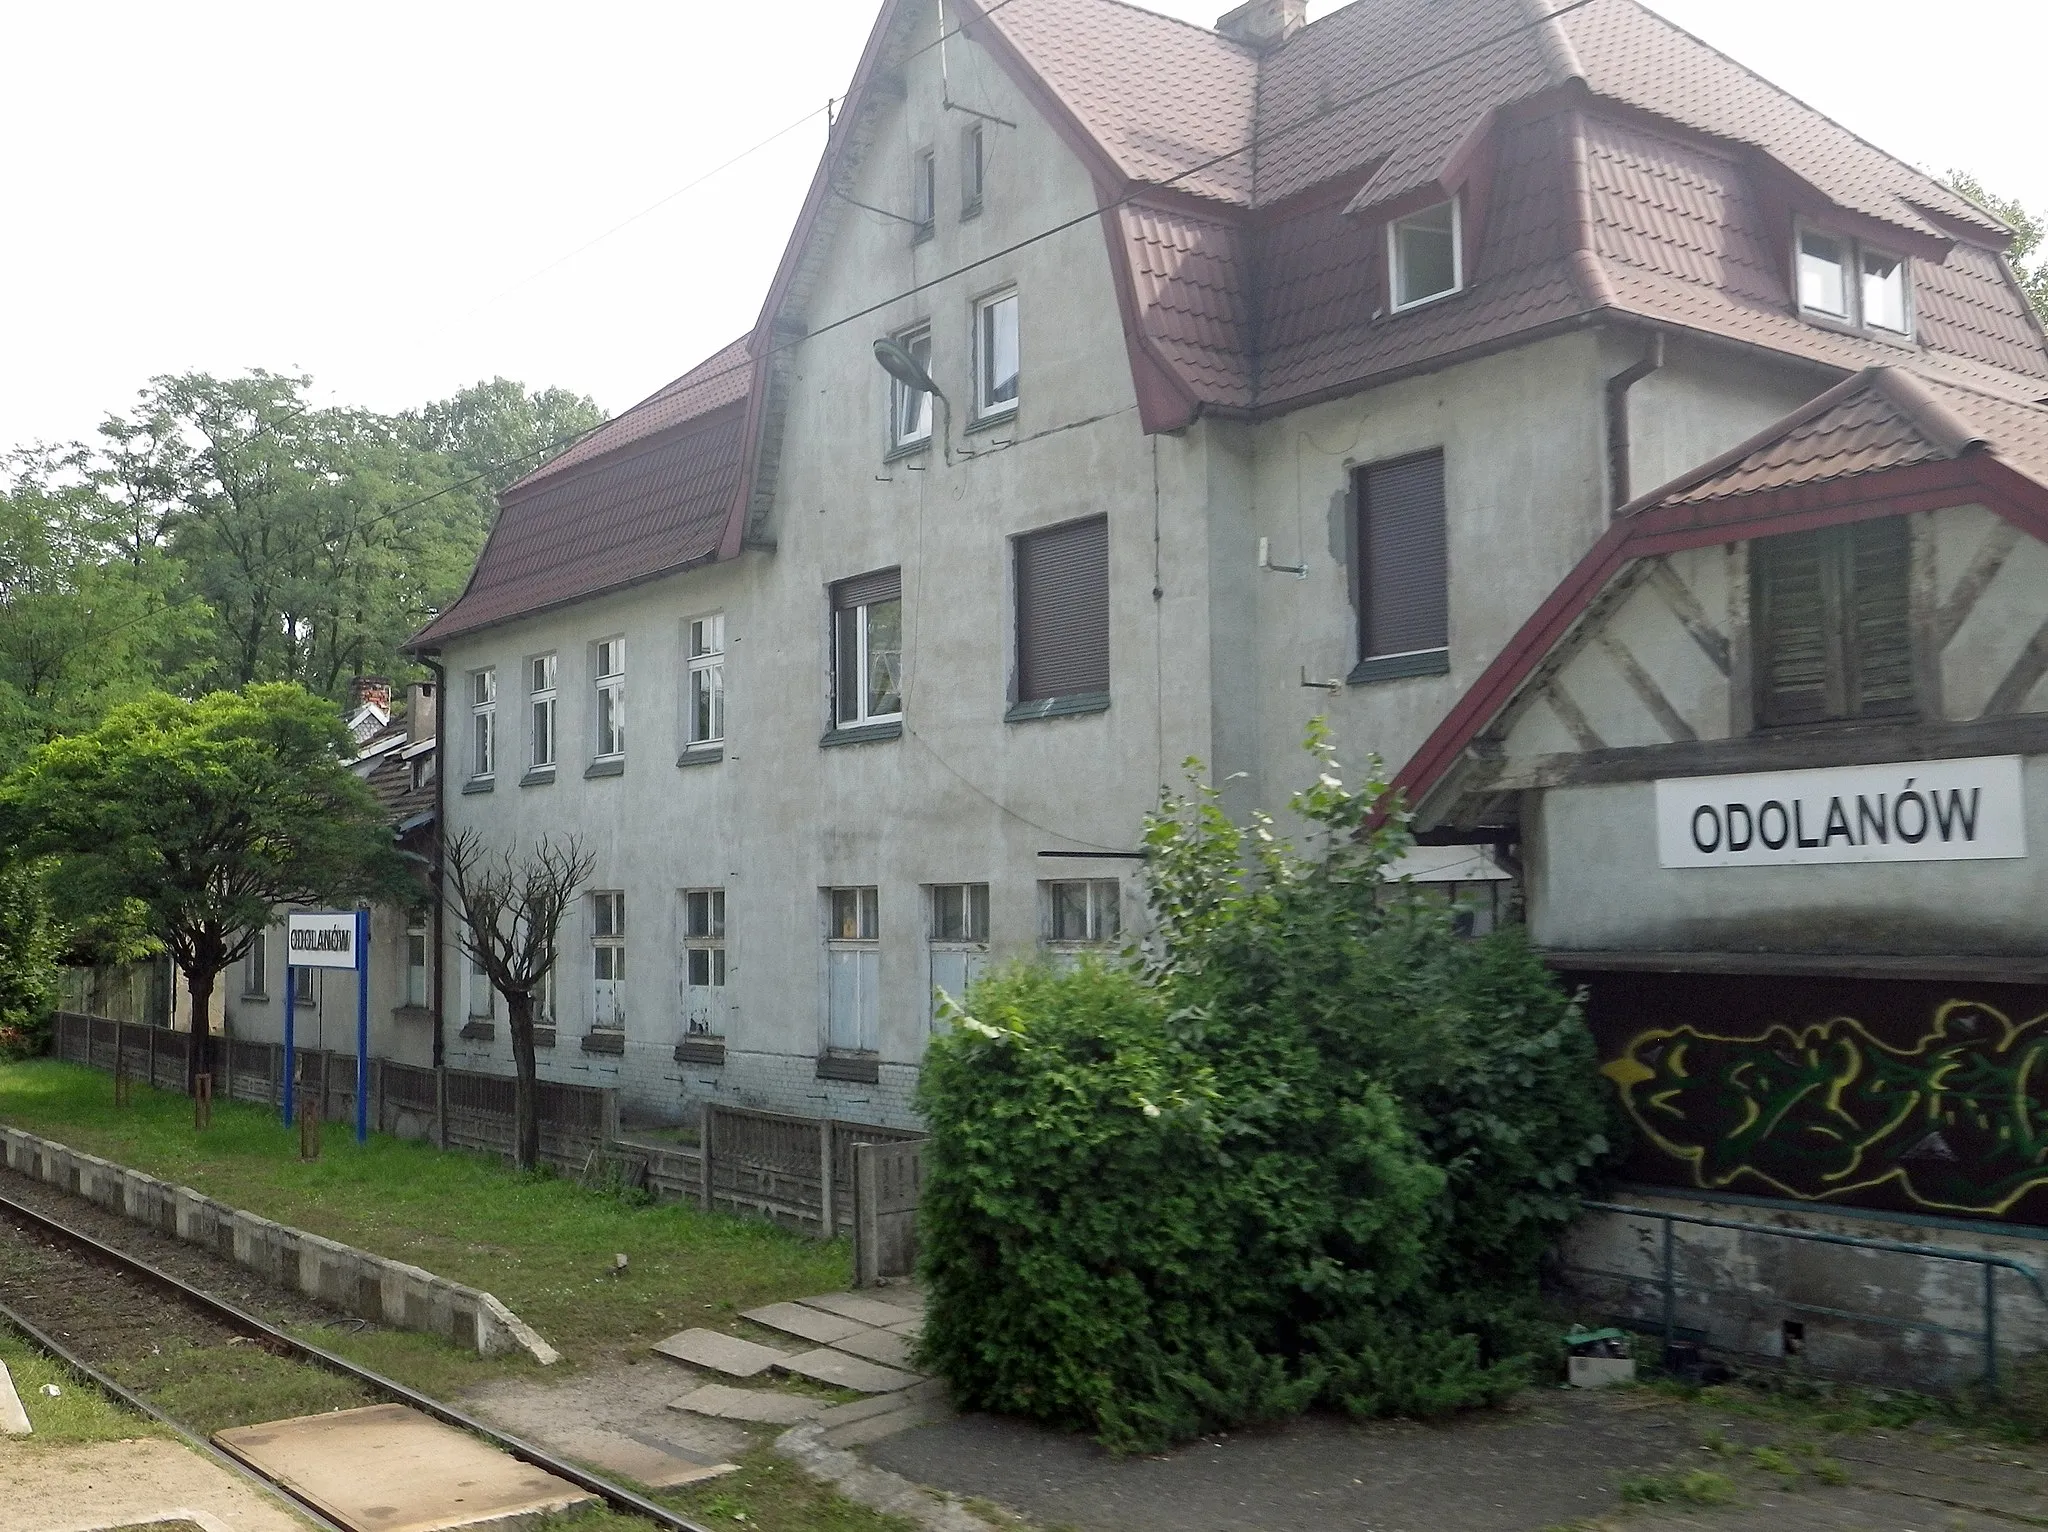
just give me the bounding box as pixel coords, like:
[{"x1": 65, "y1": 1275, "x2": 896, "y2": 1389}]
[{"x1": 1577, "y1": 1200, "x2": 2048, "y2": 1388}]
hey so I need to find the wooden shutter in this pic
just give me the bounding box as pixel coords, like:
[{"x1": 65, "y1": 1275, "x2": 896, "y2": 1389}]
[
  {"x1": 1754, "y1": 530, "x2": 1834, "y2": 727},
  {"x1": 1847, "y1": 518, "x2": 1914, "y2": 716},
  {"x1": 1016, "y1": 516, "x2": 1109, "y2": 702},
  {"x1": 1360, "y1": 451, "x2": 1449, "y2": 658},
  {"x1": 1754, "y1": 519, "x2": 1914, "y2": 727}
]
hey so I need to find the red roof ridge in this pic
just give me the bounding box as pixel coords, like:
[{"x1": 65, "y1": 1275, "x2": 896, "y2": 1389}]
[{"x1": 1093, "y1": 0, "x2": 1257, "y2": 50}]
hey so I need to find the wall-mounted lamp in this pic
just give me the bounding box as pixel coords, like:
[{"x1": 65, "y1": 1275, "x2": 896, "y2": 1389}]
[{"x1": 873, "y1": 338, "x2": 956, "y2": 464}]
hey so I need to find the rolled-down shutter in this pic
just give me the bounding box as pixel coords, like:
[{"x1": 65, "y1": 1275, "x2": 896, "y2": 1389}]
[
  {"x1": 1016, "y1": 516, "x2": 1109, "y2": 702},
  {"x1": 833, "y1": 567, "x2": 901, "y2": 610},
  {"x1": 1361, "y1": 451, "x2": 1448, "y2": 658}
]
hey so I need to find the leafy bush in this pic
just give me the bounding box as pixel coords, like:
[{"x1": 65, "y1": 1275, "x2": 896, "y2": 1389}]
[
  {"x1": 0, "y1": 864, "x2": 59, "y2": 1059},
  {"x1": 917, "y1": 726, "x2": 1613, "y2": 1450}
]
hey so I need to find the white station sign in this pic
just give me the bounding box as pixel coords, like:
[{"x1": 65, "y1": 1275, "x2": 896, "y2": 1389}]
[
  {"x1": 285, "y1": 911, "x2": 361, "y2": 970},
  {"x1": 1655, "y1": 755, "x2": 2027, "y2": 869}
]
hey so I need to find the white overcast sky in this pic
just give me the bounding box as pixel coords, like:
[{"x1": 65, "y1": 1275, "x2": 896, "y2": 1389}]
[{"x1": 4, "y1": 1, "x2": 2044, "y2": 454}]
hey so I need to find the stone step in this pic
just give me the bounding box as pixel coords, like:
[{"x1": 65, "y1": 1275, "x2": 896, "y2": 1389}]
[
  {"x1": 742, "y1": 1301, "x2": 868, "y2": 1346},
  {"x1": 776, "y1": 1348, "x2": 925, "y2": 1395},
  {"x1": 651, "y1": 1329, "x2": 791, "y2": 1379},
  {"x1": 670, "y1": 1384, "x2": 825, "y2": 1426},
  {"x1": 799, "y1": 1293, "x2": 925, "y2": 1329},
  {"x1": 831, "y1": 1327, "x2": 916, "y2": 1370}
]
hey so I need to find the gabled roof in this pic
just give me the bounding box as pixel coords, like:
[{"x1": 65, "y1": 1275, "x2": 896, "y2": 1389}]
[
  {"x1": 410, "y1": 340, "x2": 752, "y2": 648},
  {"x1": 1393, "y1": 366, "x2": 2048, "y2": 821}
]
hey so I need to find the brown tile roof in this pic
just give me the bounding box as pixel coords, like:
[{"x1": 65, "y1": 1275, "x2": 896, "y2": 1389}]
[{"x1": 411, "y1": 389, "x2": 747, "y2": 647}]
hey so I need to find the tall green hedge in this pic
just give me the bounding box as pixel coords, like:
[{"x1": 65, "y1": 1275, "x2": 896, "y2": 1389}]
[
  {"x1": 916, "y1": 729, "x2": 1613, "y2": 1451},
  {"x1": 0, "y1": 865, "x2": 59, "y2": 1060}
]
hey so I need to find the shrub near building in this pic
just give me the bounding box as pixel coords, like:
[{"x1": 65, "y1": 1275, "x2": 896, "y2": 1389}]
[{"x1": 916, "y1": 731, "x2": 1613, "y2": 1451}]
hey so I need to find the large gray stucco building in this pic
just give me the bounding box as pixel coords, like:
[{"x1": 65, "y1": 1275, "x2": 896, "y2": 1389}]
[{"x1": 393, "y1": 0, "x2": 2048, "y2": 1253}]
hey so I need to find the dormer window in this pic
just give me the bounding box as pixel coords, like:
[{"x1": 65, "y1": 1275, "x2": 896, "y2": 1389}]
[
  {"x1": 1796, "y1": 226, "x2": 1910, "y2": 336},
  {"x1": 1389, "y1": 198, "x2": 1463, "y2": 312}
]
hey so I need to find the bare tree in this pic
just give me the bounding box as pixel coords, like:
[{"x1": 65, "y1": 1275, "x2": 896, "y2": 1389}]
[{"x1": 442, "y1": 829, "x2": 595, "y2": 1171}]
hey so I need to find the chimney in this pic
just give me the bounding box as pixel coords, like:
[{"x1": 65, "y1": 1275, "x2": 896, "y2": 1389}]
[
  {"x1": 1216, "y1": 0, "x2": 1307, "y2": 50},
  {"x1": 348, "y1": 675, "x2": 392, "y2": 717},
  {"x1": 406, "y1": 681, "x2": 438, "y2": 747}
]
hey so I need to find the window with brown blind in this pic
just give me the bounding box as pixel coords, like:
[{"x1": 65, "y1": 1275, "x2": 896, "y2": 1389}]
[
  {"x1": 1752, "y1": 518, "x2": 1914, "y2": 728},
  {"x1": 829, "y1": 568, "x2": 903, "y2": 735},
  {"x1": 1012, "y1": 516, "x2": 1109, "y2": 719},
  {"x1": 1353, "y1": 450, "x2": 1449, "y2": 683}
]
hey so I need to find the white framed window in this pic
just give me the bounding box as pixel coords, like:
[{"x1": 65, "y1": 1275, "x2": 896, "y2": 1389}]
[
  {"x1": 1044, "y1": 879, "x2": 1121, "y2": 946},
  {"x1": 593, "y1": 638, "x2": 625, "y2": 760},
  {"x1": 528, "y1": 653, "x2": 557, "y2": 769},
  {"x1": 974, "y1": 289, "x2": 1019, "y2": 419},
  {"x1": 890, "y1": 326, "x2": 934, "y2": 451},
  {"x1": 294, "y1": 965, "x2": 317, "y2": 1008},
  {"x1": 591, "y1": 891, "x2": 625, "y2": 1031},
  {"x1": 469, "y1": 667, "x2": 496, "y2": 780},
  {"x1": 1389, "y1": 198, "x2": 1463, "y2": 311},
  {"x1": 405, "y1": 918, "x2": 430, "y2": 1009},
  {"x1": 243, "y1": 932, "x2": 268, "y2": 998},
  {"x1": 928, "y1": 883, "x2": 988, "y2": 1027},
  {"x1": 410, "y1": 753, "x2": 435, "y2": 792},
  {"x1": 1795, "y1": 225, "x2": 1911, "y2": 336},
  {"x1": 825, "y1": 886, "x2": 879, "y2": 1054},
  {"x1": 962, "y1": 123, "x2": 984, "y2": 217},
  {"x1": 682, "y1": 888, "x2": 729, "y2": 1038},
  {"x1": 832, "y1": 570, "x2": 903, "y2": 728},
  {"x1": 467, "y1": 948, "x2": 493, "y2": 1018},
  {"x1": 684, "y1": 615, "x2": 726, "y2": 749},
  {"x1": 912, "y1": 148, "x2": 936, "y2": 242}
]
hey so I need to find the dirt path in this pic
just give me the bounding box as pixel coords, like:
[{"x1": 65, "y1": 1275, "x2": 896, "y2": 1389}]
[{"x1": 0, "y1": 1436, "x2": 309, "y2": 1532}]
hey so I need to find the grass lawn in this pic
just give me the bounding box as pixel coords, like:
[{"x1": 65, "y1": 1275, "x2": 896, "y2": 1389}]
[
  {"x1": 0, "y1": 1328, "x2": 157, "y2": 1445},
  {"x1": 0, "y1": 1060, "x2": 851, "y2": 1395}
]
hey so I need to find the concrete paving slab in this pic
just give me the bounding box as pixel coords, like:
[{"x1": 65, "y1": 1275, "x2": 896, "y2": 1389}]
[
  {"x1": 799, "y1": 1293, "x2": 926, "y2": 1328},
  {"x1": 815, "y1": 1380, "x2": 948, "y2": 1431},
  {"x1": 777, "y1": 1348, "x2": 925, "y2": 1395},
  {"x1": 830, "y1": 1327, "x2": 916, "y2": 1369},
  {"x1": 887, "y1": 1315, "x2": 925, "y2": 1338},
  {"x1": 552, "y1": 1427, "x2": 738, "y2": 1489},
  {"x1": 670, "y1": 1384, "x2": 824, "y2": 1426},
  {"x1": 652, "y1": 1328, "x2": 789, "y2": 1378},
  {"x1": 742, "y1": 1302, "x2": 867, "y2": 1345},
  {"x1": 0, "y1": 1361, "x2": 30, "y2": 1436},
  {"x1": 213, "y1": 1402, "x2": 593, "y2": 1532},
  {"x1": 822, "y1": 1393, "x2": 953, "y2": 1451},
  {"x1": 0, "y1": 1436, "x2": 305, "y2": 1532}
]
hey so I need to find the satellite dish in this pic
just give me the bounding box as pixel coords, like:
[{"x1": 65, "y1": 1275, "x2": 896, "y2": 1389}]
[{"x1": 873, "y1": 337, "x2": 942, "y2": 398}]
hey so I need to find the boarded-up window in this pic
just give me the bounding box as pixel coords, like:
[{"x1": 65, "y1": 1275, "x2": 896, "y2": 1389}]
[
  {"x1": 1358, "y1": 451, "x2": 1448, "y2": 661},
  {"x1": 1016, "y1": 516, "x2": 1109, "y2": 703},
  {"x1": 1753, "y1": 518, "x2": 1914, "y2": 728}
]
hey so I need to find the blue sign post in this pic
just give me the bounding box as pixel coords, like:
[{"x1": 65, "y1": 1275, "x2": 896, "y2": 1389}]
[{"x1": 284, "y1": 910, "x2": 370, "y2": 1142}]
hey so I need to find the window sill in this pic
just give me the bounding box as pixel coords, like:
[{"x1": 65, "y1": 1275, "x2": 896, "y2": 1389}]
[
  {"x1": 912, "y1": 223, "x2": 935, "y2": 245},
  {"x1": 962, "y1": 200, "x2": 983, "y2": 221},
  {"x1": 676, "y1": 1037, "x2": 727, "y2": 1066},
  {"x1": 820, "y1": 720, "x2": 903, "y2": 749},
  {"x1": 391, "y1": 1004, "x2": 432, "y2": 1025},
  {"x1": 533, "y1": 1026, "x2": 557, "y2": 1050},
  {"x1": 1350, "y1": 649, "x2": 1450, "y2": 686},
  {"x1": 965, "y1": 408, "x2": 1017, "y2": 437},
  {"x1": 461, "y1": 778, "x2": 496, "y2": 795},
  {"x1": 883, "y1": 439, "x2": 932, "y2": 465},
  {"x1": 584, "y1": 757, "x2": 625, "y2": 779},
  {"x1": 1007, "y1": 692, "x2": 1110, "y2": 724},
  {"x1": 581, "y1": 1030, "x2": 625, "y2": 1055},
  {"x1": 241, "y1": 992, "x2": 268, "y2": 1002},
  {"x1": 817, "y1": 1052, "x2": 881, "y2": 1084},
  {"x1": 1797, "y1": 308, "x2": 1918, "y2": 349},
  {"x1": 520, "y1": 766, "x2": 556, "y2": 787},
  {"x1": 458, "y1": 1020, "x2": 496, "y2": 1041},
  {"x1": 676, "y1": 746, "x2": 725, "y2": 769},
  {"x1": 1387, "y1": 284, "x2": 1465, "y2": 317}
]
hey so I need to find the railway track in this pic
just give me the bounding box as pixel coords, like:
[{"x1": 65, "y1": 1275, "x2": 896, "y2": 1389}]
[{"x1": 0, "y1": 1187, "x2": 714, "y2": 1532}]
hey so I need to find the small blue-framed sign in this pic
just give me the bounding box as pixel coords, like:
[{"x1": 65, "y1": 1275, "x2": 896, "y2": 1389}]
[{"x1": 284, "y1": 909, "x2": 371, "y2": 1143}]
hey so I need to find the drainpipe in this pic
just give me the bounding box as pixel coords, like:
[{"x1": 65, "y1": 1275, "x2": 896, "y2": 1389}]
[
  {"x1": 1606, "y1": 332, "x2": 1665, "y2": 511},
  {"x1": 422, "y1": 652, "x2": 449, "y2": 1150}
]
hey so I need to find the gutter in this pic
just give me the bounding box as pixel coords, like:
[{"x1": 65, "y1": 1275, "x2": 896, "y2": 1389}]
[
  {"x1": 420, "y1": 654, "x2": 449, "y2": 1099},
  {"x1": 1605, "y1": 332, "x2": 1664, "y2": 511}
]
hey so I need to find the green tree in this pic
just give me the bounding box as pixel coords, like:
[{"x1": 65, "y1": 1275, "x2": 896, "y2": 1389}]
[
  {"x1": 2, "y1": 684, "x2": 409, "y2": 1092},
  {"x1": 403, "y1": 378, "x2": 605, "y2": 497},
  {"x1": 0, "y1": 864, "x2": 61, "y2": 1060},
  {"x1": 1948, "y1": 172, "x2": 2048, "y2": 323}
]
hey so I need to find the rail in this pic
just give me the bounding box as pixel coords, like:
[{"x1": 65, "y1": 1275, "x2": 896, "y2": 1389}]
[
  {"x1": 1580, "y1": 1200, "x2": 2048, "y2": 1389},
  {"x1": 0, "y1": 1188, "x2": 715, "y2": 1532}
]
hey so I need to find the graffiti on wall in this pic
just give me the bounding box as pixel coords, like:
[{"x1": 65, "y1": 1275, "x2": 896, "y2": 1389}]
[{"x1": 1602, "y1": 999, "x2": 2048, "y2": 1215}]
